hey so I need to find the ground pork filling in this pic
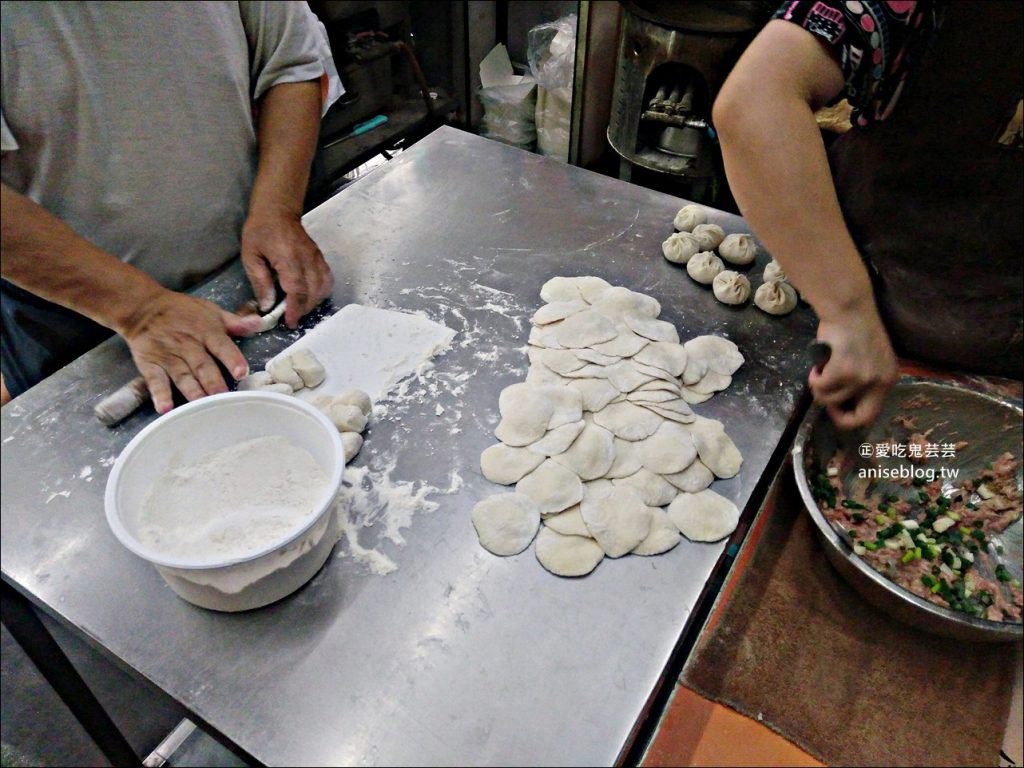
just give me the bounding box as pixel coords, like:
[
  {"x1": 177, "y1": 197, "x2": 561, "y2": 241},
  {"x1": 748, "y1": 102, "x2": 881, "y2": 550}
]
[{"x1": 810, "y1": 450, "x2": 1022, "y2": 623}]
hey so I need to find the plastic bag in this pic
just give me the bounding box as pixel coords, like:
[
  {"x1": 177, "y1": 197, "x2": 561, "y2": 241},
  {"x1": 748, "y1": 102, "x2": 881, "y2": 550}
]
[
  {"x1": 528, "y1": 15, "x2": 577, "y2": 160},
  {"x1": 527, "y1": 15, "x2": 577, "y2": 90},
  {"x1": 479, "y1": 80, "x2": 537, "y2": 151},
  {"x1": 535, "y1": 85, "x2": 571, "y2": 160}
]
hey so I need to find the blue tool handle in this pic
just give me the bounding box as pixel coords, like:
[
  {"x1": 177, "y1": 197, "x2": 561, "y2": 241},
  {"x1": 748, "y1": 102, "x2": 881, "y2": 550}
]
[{"x1": 352, "y1": 114, "x2": 387, "y2": 136}]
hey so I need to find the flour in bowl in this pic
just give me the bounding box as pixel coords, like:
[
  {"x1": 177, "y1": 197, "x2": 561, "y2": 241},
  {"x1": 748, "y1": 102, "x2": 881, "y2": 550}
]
[{"x1": 137, "y1": 436, "x2": 330, "y2": 561}]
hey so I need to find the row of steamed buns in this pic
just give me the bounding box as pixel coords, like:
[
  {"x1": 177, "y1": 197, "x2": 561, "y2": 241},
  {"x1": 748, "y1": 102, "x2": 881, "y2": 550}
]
[{"x1": 662, "y1": 204, "x2": 798, "y2": 316}]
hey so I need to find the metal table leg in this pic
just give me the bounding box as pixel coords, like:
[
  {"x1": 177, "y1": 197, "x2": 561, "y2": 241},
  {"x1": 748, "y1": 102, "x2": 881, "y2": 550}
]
[{"x1": 1, "y1": 580, "x2": 139, "y2": 767}]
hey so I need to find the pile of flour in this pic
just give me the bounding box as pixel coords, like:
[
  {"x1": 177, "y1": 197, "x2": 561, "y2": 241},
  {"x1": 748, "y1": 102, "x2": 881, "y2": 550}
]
[{"x1": 137, "y1": 436, "x2": 330, "y2": 562}]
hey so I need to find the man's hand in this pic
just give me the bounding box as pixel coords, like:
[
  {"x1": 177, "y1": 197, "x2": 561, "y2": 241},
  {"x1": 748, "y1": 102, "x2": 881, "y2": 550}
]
[
  {"x1": 119, "y1": 289, "x2": 263, "y2": 414},
  {"x1": 243, "y1": 79, "x2": 331, "y2": 328},
  {"x1": 810, "y1": 303, "x2": 899, "y2": 430},
  {"x1": 241, "y1": 206, "x2": 333, "y2": 328}
]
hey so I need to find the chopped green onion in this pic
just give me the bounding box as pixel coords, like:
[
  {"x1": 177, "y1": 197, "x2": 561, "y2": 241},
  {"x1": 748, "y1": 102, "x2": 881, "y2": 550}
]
[
  {"x1": 995, "y1": 564, "x2": 1012, "y2": 582},
  {"x1": 901, "y1": 550, "x2": 916, "y2": 564},
  {"x1": 876, "y1": 523, "x2": 904, "y2": 540}
]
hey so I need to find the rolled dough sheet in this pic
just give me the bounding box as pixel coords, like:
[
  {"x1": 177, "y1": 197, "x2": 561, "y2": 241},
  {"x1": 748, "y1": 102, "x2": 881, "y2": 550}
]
[{"x1": 271, "y1": 304, "x2": 456, "y2": 402}]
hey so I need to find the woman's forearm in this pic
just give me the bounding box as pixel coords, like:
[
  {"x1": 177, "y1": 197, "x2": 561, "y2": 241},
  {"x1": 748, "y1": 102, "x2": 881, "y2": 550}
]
[{"x1": 713, "y1": 21, "x2": 875, "y2": 322}]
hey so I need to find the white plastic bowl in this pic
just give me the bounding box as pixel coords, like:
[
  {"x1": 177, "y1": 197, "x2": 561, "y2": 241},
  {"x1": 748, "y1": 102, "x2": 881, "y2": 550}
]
[{"x1": 105, "y1": 391, "x2": 344, "y2": 611}]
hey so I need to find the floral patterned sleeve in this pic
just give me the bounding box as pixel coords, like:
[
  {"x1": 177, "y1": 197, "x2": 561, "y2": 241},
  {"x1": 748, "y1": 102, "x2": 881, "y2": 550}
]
[{"x1": 773, "y1": 0, "x2": 946, "y2": 127}]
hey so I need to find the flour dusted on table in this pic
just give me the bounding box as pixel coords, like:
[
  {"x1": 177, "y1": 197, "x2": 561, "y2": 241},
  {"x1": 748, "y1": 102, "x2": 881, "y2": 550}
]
[{"x1": 137, "y1": 436, "x2": 330, "y2": 562}]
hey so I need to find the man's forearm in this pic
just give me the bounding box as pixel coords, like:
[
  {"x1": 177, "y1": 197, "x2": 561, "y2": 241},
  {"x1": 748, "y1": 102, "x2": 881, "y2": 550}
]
[
  {"x1": 248, "y1": 80, "x2": 322, "y2": 218},
  {"x1": 713, "y1": 22, "x2": 875, "y2": 321},
  {"x1": 0, "y1": 182, "x2": 164, "y2": 334}
]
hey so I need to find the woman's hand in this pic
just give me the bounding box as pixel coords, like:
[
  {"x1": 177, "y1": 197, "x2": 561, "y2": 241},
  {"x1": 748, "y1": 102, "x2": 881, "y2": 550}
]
[{"x1": 810, "y1": 302, "x2": 899, "y2": 429}]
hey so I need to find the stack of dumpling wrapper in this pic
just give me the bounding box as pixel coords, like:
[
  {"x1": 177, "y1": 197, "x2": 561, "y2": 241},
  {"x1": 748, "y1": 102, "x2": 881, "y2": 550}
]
[{"x1": 471, "y1": 276, "x2": 745, "y2": 577}]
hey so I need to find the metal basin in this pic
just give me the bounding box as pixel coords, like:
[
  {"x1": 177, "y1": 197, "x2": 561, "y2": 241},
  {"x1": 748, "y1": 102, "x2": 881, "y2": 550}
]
[{"x1": 792, "y1": 378, "x2": 1022, "y2": 642}]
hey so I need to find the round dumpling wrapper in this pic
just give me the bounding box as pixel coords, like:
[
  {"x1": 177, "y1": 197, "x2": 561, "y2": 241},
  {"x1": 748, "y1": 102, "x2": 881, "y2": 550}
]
[
  {"x1": 534, "y1": 526, "x2": 605, "y2": 577},
  {"x1": 667, "y1": 489, "x2": 740, "y2": 543},
  {"x1": 471, "y1": 493, "x2": 541, "y2": 555}
]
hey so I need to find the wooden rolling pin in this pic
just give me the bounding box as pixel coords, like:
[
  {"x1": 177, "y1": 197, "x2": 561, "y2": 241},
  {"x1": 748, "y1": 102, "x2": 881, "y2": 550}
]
[{"x1": 93, "y1": 299, "x2": 287, "y2": 426}]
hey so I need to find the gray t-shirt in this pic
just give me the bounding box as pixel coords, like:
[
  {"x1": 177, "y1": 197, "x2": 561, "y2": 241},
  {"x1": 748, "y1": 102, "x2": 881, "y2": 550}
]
[{"x1": 0, "y1": 0, "x2": 340, "y2": 394}]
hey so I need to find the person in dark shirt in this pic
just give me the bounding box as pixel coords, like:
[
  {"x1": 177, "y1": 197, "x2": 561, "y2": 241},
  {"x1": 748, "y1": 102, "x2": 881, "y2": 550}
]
[{"x1": 713, "y1": 0, "x2": 1022, "y2": 428}]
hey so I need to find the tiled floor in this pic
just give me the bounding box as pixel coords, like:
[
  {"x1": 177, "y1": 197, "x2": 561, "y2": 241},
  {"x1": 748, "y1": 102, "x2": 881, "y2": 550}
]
[{"x1": 643, "y1": 685, "x2": 822, "y2": 767}]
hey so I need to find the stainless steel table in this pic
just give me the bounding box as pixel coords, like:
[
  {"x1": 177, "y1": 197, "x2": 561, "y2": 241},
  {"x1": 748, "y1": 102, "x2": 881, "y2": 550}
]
[{"x1": 1, "y1": 127, "x2": 816, "y2": 766}]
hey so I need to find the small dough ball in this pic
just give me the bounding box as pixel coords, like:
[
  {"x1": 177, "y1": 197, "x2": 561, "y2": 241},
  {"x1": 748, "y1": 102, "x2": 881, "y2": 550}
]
[
  {"x1": 289, "y1": 349, "x2": 326, "y2": 388},
  {"x1": 718, "y1": 233, "x2": 757, "y2": 266},
  {"x1": 266, "y1": 356, "x2": 304, "y2": 391},
  {"x1": 691, "y1": 223, "x2": 725, "y2": 251},
  {"x1": 261, "y1": 383, "x2": 295, "y2": 395},
  {"x1": 340, "y1": 432, "x2": 363, "y2": 463},
  {"x1": 763, "y1": 259, "x2": 786, "y2": 283},
  {"x1": 471, "y1": 493, "x2": 541, "y2": 556},
  {"x1": 334, "y1": 388, "x2": 373, "y2": 416},
  {"x1": 662, "y1": 232, "x2": 700, "y2": 264},
  {"x1": 534, "y1": 527, "x2": 604, "y2": 577},
  {"x1": 686, "y1": 251, "x2": 724, "y2": 285},
  {"x1": 323, "y1": 402, "x2": 368, "y2": 433},
  {"x1": 754, "y1": 280, "x2": 799, "y2": 316},
  {"x1": 673, "y1": 204, "x2": 707, "y2": 232},
  {"x1": 712, "y1": 270, "x2": 751, "y2": 306},
  {"x1": 237, "y1": 371, "x2": 276, "y2": 391}
]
